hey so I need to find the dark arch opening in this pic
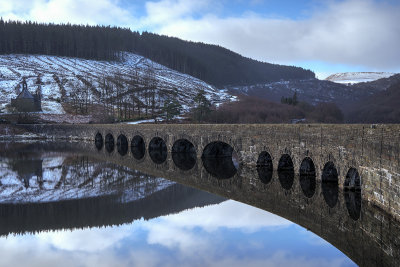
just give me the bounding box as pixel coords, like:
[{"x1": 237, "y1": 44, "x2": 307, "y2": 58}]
[
  {"x1": 105, "y1": 134, "x2": 114, "y2": 153},
  {"x1": 344, "y1": 168, "x2": 361, "y2": 190},
  {"x1": 322, "y1": 161, "x2": 339, "y2": 208},
  {"x1": 299, "y1": 157, "x2": 316, "y2": 198},
  {"x1": 201, "y1": 141, "x2": 237, "y2": 179},
  {"x1": 278, "y1": 154, "x2": 294, "y2": 190},
  {"x1": 344, "y1": 168, "x2": 361, "y2": 220},
  {"x1": 131, "y1": 135, "x2": 145, "y2": 160},
  {"x1": 117, "y1": 134, "x2": 128, "y2": 156},
  {"x1": 256, "y1": 151, "x2": 273, "y2": 184},
  {"x1": 95, "y1": 132, "x2": 103, "y2": 150},
  {"x1": 172, "y1": 139, "x2": 196, "y2": 171},
  {"x1": 149, "y1": 137, "x2": 167, "y2": 164}
]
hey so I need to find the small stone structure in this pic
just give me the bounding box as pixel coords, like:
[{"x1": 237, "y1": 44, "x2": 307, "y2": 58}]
[{"x1": 11, "y1": 78, "x2": 42, "y2": 112}]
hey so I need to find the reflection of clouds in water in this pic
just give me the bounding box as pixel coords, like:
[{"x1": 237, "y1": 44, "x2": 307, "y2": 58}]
[
  {"x1": 36, "y1": 224, "x2": 133, "y2": 252},
  {"x1": 149, "y1": 200, "x2": 292, "y2": 232},
  {"x1": 0, "y1": 200, "x2": 353, "y2": 267},
  {"x1": 0, "y1": 234, "x2": 127, "y2": 267},
  {"x1": 145, "y1": 200, "x2": 292, "y2": 252}
]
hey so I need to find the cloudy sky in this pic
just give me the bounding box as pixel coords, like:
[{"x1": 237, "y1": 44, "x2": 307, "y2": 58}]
[{"x1": 1, "y1": 0, "x2": 399, "y2": 78}]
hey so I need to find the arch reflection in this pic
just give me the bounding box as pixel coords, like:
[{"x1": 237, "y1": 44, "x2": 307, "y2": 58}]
[
  {"x1": 149, "y1": 137, "x2": 167, "y2": 164},
  {"x1": 105, "y1": 134, "x2": 114, "y2": 153},
  {"x1": 201, "y1": 141, "x2": 237, "y2": 179},
  {"x1": 278, "y1": 154, "x2": 294, "y2": 190},
  {"x1": 95, "y1": 132, "x2": 103, "y2": 150},
  {"x1": 344, "y1": 168, "x2": 362, "y2": 220},
  {"x1": 117, "y1": 134, "x2": 128, "y2": 156},
  {"x1": 256, "y1": 151, "x2": 273, "y2": 184},
  {"x1": 299, "y1": 157, "x2": 316, "y2": 198},
  {"x1": 131, "y1": 135, "x2": 146, "y2": 160},
  {"x1": 172, "y1": 139, "x2": 196, "y2": 171},
  {"x1": 322, "y1": 161, "x2": 339, "y2": 208}
]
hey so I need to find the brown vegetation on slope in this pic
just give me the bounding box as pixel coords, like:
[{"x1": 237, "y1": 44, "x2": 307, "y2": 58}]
[
  {"x1": 346, "y1": 81, "x2": 400, "y2": 123},
  {"x1": 199, "y1": 96, "x2": 343, "y2": 124}
]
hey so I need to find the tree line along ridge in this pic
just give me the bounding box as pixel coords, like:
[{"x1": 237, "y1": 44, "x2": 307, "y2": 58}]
[{"x1": 0, "y1": 19, "x2": 315, "y2": 87}]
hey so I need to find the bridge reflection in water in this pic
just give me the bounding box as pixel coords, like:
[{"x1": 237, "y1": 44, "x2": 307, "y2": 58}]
[
  {"x1": 0, "y1": 139, "x2": 399, "y2": 267},
  {"x1": 91, "y1": 132, "x2": 399, "y2": 267},
  {"x1": 0, "y1": 142, "x2": 225, "y2": 236}
]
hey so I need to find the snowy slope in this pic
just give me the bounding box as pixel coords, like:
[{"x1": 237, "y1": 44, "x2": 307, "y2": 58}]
[
  {"x1": 325, "y1": 72, "x2": 396, "y2": 84},
  {"x1": 0, "y1": 53, "x2": 234, "y2": 114}
]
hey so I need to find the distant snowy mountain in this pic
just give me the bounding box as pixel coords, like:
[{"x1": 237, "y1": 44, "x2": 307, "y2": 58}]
[
  {"x1": 0, "y1": 53, "x2": 234, "y2": 115},
  {"x1": 325, "y1": 72, "x2": 396, "y2": 84}
]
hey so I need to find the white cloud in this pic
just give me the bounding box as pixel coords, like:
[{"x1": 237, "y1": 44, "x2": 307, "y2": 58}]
[
  {"x1": 142, "y1": 0, "x2": 210, "y2": 25},
  {"x1": 1, "y1": 0, "x2": 398, "y2": 73},
  {"x1": 0, "y1": 0, "x2": 135, "y2": 26},
  {"x1": 36, "y1": 224, "x2": 133, "y2": 252},
  {"x1": 148, "y1": 0, "x2": 400, "y2": 72}
]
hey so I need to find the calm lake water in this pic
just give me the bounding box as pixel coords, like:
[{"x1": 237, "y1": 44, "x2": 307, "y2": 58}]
[{"x1": 0, "y1": 141, "x2": 395, "y2": 267}]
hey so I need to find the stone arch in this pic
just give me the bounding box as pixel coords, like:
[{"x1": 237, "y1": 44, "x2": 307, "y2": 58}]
[
  {"x1": 131, "y1": 135, "x2": 146, "y2": 160},
  {"x1": 117, "y1": 134, "x2": 128, "y2": 156},
  {"x1": 278, "y1": 154, "x2": 294, "y2": 190},
  {"x1": 172, "y1": 139, "x2": 196, "y2": 171},
  {"x1": 95, "y1": 132, "x2": 103, "y2": 150},
  {"x1": 256, "y1": 151, "x2": 273, "y2": 184},
  {"x1": 201, "y1": 141, "x2": 238, "y2": 179},
  {"x1": 344, "y1": 167, "x2": 362, "y2": 220},
  {"x1": 322, "y1": 161, "x2": 339, "y2": 208},
  {"x1": 299, "y1": 157, "x2": 316, "y2": 198},
  {"x1": 105, "y1": 133, "x2": 114, "y2": 153},
  {"x1": 149, "y1": 137, "x2": 167, "y2": 164}
]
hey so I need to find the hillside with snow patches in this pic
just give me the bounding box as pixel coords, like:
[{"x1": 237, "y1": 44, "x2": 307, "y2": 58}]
[
  {"x1": 325, "y1": 72, "x2": 396, "y2": 84},
  {"x1": 0, "y1": 53, "x2": 234, "y2": 115}
]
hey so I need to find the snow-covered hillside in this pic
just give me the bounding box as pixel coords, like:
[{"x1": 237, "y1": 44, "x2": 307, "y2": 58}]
[
  {"x1": 325, "y1": 72, "x2": 396, "y2": 84},
  {"x1": 0, "y1": 53, "x2": 234, "y2": 115}
]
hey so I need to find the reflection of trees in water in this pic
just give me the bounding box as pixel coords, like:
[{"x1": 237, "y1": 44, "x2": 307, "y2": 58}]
[
  {"x1": 0, "y1": 152, "x2": 225, "y2": 236},
  {"x1": 9, "y1": 158, "x2": 43, "y2": 189},
  {"x1": 61, "y1": 156, "x2": 170, "y2": 195},
  {"x1": 0, "y1": 184, "x2": 225, "y2": 237},
  {"x1": 0, "y1": 155, "x2": 174, "y2": 204}
]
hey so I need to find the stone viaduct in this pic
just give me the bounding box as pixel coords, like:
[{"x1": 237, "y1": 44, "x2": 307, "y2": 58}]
[
  {"x1": 16, "y1": 123, "x2": 400, "y2": 266},
  {"x1": 23, "y1": 123, "x2": 400, "y2": 219}
]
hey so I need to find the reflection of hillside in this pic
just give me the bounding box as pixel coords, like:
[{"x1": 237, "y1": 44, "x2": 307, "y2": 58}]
[
  {"x1": 9, "y1": 158, "x2": 43, "y2": 189},
  {"x1": 0, "y1": 152, "x2": 173, "y2": 203},
  {"x1": 0, "y1": 143, "x2": 225, "y2": 236},
  {"x1": 0, "y1": 184, "x2": 225, "y2": 237}
]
